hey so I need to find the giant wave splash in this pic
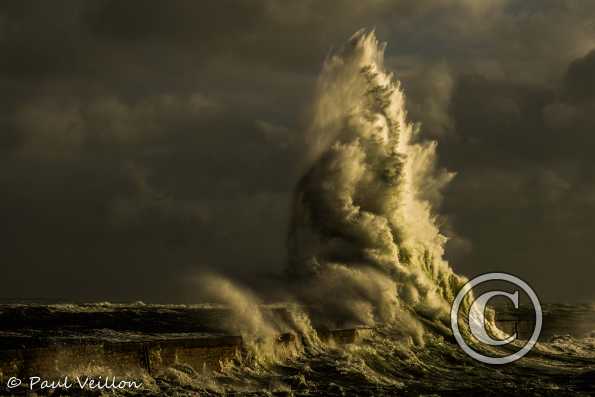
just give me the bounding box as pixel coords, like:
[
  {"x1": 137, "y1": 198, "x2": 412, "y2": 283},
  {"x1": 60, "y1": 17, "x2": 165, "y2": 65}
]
[
  {"x1": 188, "y1": 32, "x2": 594, "y2": 396},
  {"x1": 287, "y1": 30, "x2": 466, "y2": 333}
]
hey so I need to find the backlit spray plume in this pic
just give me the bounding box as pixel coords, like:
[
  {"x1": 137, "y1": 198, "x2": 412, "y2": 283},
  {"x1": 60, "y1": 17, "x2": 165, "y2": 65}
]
[{"x1": 288, "y1": 30, "x2": 466, "y2": 330}]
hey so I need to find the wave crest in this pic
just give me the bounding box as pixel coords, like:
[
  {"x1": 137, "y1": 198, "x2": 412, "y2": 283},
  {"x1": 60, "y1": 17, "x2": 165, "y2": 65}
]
[{"x1": 288, "y1": 30, "x2": 465, "y2": 330}]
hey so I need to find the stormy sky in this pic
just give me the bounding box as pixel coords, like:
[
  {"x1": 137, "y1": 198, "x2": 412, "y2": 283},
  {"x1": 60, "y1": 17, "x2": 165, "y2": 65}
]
[{"x1": 1, "y1": 1, "x2": 594, "y2": 303}]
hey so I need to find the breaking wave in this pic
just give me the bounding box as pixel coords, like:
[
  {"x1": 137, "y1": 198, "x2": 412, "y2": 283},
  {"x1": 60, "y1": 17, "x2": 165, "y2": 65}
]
[
  {"x1": 193, "y1": 30, "x2": 468, "y2": 350},
  {"x1": 287, "y1": 30, "x2": 466, "y2": 334},
  {"x1": 178, "y1": 31, "x2": 594, "y2": 395}
]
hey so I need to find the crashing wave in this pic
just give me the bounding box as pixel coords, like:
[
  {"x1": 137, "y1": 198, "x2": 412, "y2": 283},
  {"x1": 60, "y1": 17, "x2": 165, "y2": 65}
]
[{"x1": 287, "y1": 29, "x2": 466, "y2": 332}]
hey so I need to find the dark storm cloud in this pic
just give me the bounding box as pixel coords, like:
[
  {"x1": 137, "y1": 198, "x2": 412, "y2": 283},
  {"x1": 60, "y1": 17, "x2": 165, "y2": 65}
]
[
  {"x1": 1, "y1": 1, "x2": 594, "y2": 302},
  {"x1": 440, "y1": 50, "x2": 595, "y2": 302},
  {"x1": 565, "y1": 49, "x2": 595, "y2": 102}
]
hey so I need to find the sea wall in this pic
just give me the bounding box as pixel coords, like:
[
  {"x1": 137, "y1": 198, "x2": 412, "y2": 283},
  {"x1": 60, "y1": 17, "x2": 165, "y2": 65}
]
[{"x1": 0, "y1": 328, "x2": 373, "y2": 385}]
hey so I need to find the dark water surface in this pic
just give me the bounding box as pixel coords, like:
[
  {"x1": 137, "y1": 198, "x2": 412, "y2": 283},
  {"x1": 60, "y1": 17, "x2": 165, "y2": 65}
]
[{"x1": 0, "y1": 303, "x2": 593, "y2": 396}]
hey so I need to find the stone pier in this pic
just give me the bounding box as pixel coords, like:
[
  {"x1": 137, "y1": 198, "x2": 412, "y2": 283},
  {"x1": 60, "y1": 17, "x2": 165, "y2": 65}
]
[{"x1": 0, "y1": 304, "x2": 376, "y2": 383}]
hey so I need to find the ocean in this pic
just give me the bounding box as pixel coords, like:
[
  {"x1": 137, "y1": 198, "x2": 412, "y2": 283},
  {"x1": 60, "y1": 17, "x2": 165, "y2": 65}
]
[{"x1": 0, "y1": 302, "x2": 593, "y2": 396}]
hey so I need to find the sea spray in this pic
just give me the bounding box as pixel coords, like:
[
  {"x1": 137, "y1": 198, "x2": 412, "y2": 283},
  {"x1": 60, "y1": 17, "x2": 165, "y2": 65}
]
[
  {"x1": 197, "y1": 273, "x2": 280, "y2": 362},
  {"x1": 194, "y1": 31, "x2": 476, "y2": 385},
  {"x1": 288, "y1": 30, "x2": 467, "y2": 335}
]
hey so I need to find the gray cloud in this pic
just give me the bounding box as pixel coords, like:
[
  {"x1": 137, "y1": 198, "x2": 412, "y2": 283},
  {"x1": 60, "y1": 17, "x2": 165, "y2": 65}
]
[{"x1": 1, "y1": 1, "x2": 595, "y2": 302}]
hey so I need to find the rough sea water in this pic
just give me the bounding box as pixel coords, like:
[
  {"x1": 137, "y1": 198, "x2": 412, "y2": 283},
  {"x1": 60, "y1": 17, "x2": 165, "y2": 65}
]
[
  {"x1": 0, "y1": 302, "x2": 594, "y2": 396},
  {"x1": 1, "y1": 31, "x2": 594, "y2": 396}
]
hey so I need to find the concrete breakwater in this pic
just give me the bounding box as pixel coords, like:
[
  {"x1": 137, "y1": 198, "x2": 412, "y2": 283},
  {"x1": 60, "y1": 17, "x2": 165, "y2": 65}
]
[
  {"x1": 0, "y1": 304, "x2": 374, "y2": 384},
  {"x1": 0, "y1": 329, "x2": 374, "y2": 383}
]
